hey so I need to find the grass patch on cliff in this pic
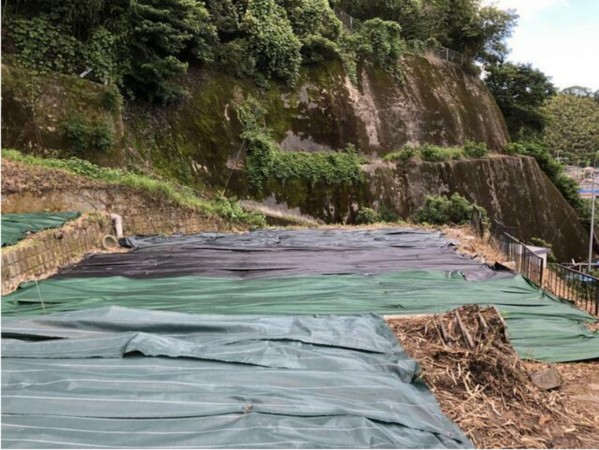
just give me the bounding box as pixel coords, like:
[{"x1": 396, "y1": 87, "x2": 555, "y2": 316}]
[
  {"x1": 2, "y1": 149, "x2": 266, "y2": 228},
  {"x1": 384, "y1": 142, "x2": 489, "y2": 163}
]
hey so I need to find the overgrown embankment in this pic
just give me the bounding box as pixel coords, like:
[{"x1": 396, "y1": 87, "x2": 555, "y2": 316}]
[{"x1": 1, "y1": 150, "x2": 265, "y2": 231}]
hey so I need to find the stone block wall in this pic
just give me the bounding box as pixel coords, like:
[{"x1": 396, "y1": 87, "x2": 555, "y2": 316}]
[{"x1": 1, "y1": 214, "x2": 113, "y2": 294}]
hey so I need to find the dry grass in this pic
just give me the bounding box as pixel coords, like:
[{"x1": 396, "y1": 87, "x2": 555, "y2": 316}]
[{"x1": 388, "y1": 306, "x2": 599, "y2": 449}]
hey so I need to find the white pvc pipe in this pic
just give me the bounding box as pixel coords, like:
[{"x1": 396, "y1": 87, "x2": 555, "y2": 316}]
[{"x1": 110, "y1": 213, "x2": 124, "y2": 239}]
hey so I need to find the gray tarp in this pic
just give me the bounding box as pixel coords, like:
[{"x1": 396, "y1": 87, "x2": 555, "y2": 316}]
[
  {"x1": 1, "y1": 307, "x2": 472, "y2": 449},
  {"x1": 58, "y1": 229, "x2": 506, "y2": 280}
]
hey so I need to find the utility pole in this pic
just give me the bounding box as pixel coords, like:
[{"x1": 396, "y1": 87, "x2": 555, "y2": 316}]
[{"x1": 589, "y1": 158, "x2": 597, "y2": 272}]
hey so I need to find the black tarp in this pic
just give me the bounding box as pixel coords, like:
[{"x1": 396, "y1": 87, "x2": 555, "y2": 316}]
[
  {"x1": 2, "y1": 307, "x2": 472, "y2": 449},
  {"x1": 57, "y1": 228, "x2": 505, "y2": 280}
]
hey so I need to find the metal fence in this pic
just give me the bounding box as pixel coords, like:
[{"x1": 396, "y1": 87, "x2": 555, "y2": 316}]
[
  {"x1": 544, "y1": 263, "x2": 599, "y2": 315},
  {"x1": 332, "y1": 7, "x2": 465, "y2": 66},
  {"x1": 497, "y1": 233, "x2": 545, "y2": 286},
  {"x1": 424, "y1": 46, "x2": 465, "y2": 65}
]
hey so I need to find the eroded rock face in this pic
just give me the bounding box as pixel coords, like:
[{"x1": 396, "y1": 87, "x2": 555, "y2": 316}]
[
  {"x1": 3, "y1": 55, "x2": 509, "y2": 185},
  {"x1": 261, "y1": 56, "x2": 509, "y2": 155},
  {"x1": 369, "y1": 156, "x2": 588, "y2": 260}
]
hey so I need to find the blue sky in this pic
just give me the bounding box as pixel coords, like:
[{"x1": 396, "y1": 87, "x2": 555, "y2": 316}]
[{"x1": 485, "y1": 0, "x2": 599, "y2": 91}]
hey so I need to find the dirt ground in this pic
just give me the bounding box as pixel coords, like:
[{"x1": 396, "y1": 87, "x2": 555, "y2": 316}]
[
  {"x1": 1, "y1": 158, "x2": 105, "y2": 195},
  {"x1": 388, "y1": 307, "x2": 599, "y2": 449}
]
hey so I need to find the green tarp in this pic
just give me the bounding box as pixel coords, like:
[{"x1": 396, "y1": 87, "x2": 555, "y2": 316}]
[
  {"x1": 4, "y1": 271, "x2": 598, "y2": 362},
  {"x1": 1, "y1": 308, "x2": 472, "y2": 449},
  {"x1": 1, "y1": 212, "x2": 81, "y2": 247}
]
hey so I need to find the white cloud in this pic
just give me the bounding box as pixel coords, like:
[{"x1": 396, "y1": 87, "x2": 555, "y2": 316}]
[{"x1": 483, "y1": 0, "x2": 569, "y2": 20}]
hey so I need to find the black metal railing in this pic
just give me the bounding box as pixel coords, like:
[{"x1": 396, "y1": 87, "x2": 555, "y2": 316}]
[
  {"x1": 544, "y1": 263, "x2": 599, "y2": 315},
  {"x1": 498, "y1": 233, "x2": 545, "y2": 286}
]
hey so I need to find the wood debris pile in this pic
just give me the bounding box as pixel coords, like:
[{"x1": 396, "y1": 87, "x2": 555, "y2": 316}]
[{"x1": 388, "y1": 305, "x2": 598, "y2": 448}]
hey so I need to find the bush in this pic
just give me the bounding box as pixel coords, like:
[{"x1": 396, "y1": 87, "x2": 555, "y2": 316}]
[
  {"x1": 379, "y1": 205, "x2": 399, "y2": 222},
  {"x1": 384, "y1": 146, "x2": 417, "y2": 162},
  {"x1": 415, "y1": 193, "x2": 487, "y2": 225},
  {"x1": 240, "y1": 98, "x2": 365, "y2": 193},
  {"x1": 355, "y1": 18, "x2": 405, "y2": 79},
  {"x1": 463, "y1": 140, "x2": 488, "y2": 158},
  {"x1": 355, "y1": 207, "x2": 381, "y2": 224},
  {"x1": 420, "y1": 144, "x2": 464, "y2": 162},
  {"x1": 241, "y1": 0, "x2": 302, "y2": 86},
  {"x1": 5, "y1": 17, "x2": 81, "y2": 74},
  {"x1": 212, "y1": 196, "x2": 267, "y2": 229},
  {"x1": 63, "y1": 118, "x2": 114, "y2": 154},
  {"x1": 385, "y1": 143, "x2": 489, "y2": 163}
]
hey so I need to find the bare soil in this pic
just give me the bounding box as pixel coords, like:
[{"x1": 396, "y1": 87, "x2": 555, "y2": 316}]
[{"x1": 1, "y1": 158, "x2": 105, "y2": 195}]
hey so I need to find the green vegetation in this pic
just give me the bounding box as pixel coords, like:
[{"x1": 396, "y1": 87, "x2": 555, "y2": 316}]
[
  {"x1": 62, "y1": 118, "x2": 114, "y2": 155},
  {"x1": 355, "y1": 207, "x2": 381, "y2": 224},
  {"x1": 350, "y1": 18, "x2": 405, "y2": 80},
  {"x1": 542, "y1": 93, "x2": 599, "y2": 166},
  {"x1": 414, "y1": 193, "x2": 487, "y2": 226},
  {"x1": 420, "y1": 145, "x2": 464, "y2": 162},
  {"x1": 338, "y1": 0, "x2": 517, "y2": 66},
  {"x1": 484, "y1": 62, "x2": 556, "y2": 141},
  {"x1": 3, "y1": 0, "x2": 517, "y2": 102},
  {"x1": 237, "y1": 95, "x2": 365, "y2": 193},
  {"x1": 463, "y1": 140, "x2": 489, "y2": 158},
  {"x1": 354, "y1": 206, "x2": 400, "y2": 224},
  {"x1": 384, "y1": 142, "x2": 488, "y2": 163},
  {"x1": 243, "y1": 130, "x2": 365, "y2": 193},
  {"x1": 506, "y1": 141, "x2": 589, "y2": 226},
  {"x1": 2, "y1": 149, "x2": 265, "y2": 228}
]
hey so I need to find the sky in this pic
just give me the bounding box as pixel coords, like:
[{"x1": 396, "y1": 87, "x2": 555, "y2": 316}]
[{"x1": 484, "y1": 0, "x2": 599, "y2": 91}]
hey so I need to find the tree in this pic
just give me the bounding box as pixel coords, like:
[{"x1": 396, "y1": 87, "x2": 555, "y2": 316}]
[
  {"x1": 337, "y1": 0, "x2": 516, "y2": 65},
  {"x1": 352, "y1": 18, "x2": 405, "y2": 78},
  {"x1": 124, "y1": 0, "x2": 218, "y2": 103},
  {"x1": 542, "y1": 93, "x2": 599, "y2": 166},
  {"x1": 561, "y1": 86, "x2": 594, "y2": 98},
  {"x1": 463, "y1": 5, "x2": 517, "y2": 65},
  {"x1": 277, "y1": 0, "x2": 343, "y2": 63},
  {"x1": 240, "y1": 0, "x2": 302, "y2": 85},
  {"x1": 484, "y1": 62, "x2": 556, "y2": 140}
]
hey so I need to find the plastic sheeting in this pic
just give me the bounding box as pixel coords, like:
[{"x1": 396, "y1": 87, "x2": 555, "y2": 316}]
[
  {"x1": 1, "y1": 308, "x2": 472, "y2": 449},
  {"x1": 57, "y1": 228, "x2": 506, "y2": 280},
  {"x1": 4, "y1": 271, "x2": 598, "y2": 362},
  {"x1": 1, "y1": 212, "x2": 81, "y2": 247}
]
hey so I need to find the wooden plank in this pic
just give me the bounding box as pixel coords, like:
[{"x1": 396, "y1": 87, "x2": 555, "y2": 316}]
[{"x1": 455, "y1": 311, "x2": 475, "y2": 349}]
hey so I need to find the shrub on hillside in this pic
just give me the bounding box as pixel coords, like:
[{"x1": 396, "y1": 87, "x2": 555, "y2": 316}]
[
  {"x1": 463, "y1": 140, "x2": 488, "y2": 158},
  {"x1": 384, "y1": 146, "x2": 417, "y2": 162},
  {"x1": 415, "y1": 193, "x2": 487, "y2": 225},
  {"x1": 420, "y1": 144, "x2": 464, "y2": 162},
  {"x1": 355, "y1": 207, "x2": 381, "y2": 224}
]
